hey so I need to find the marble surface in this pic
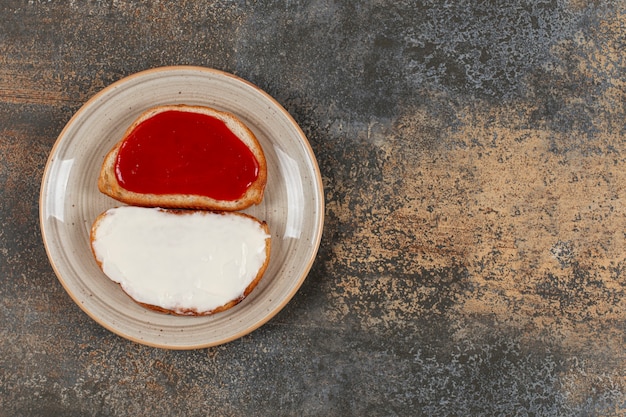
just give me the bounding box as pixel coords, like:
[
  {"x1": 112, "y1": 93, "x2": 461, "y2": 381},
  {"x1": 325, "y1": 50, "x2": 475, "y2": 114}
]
[{"x1": 1, "y1": 1, "x2": 624, "y2": 416}]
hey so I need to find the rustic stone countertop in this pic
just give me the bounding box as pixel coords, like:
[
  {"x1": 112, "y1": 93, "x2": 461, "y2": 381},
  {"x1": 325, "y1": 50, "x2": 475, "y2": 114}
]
[{"x1": 1, "y1": 1, "x2": 624, "y2": 416}]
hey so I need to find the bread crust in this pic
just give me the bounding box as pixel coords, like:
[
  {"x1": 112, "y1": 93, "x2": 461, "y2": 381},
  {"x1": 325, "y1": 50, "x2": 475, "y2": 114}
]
[
  {"x1": 98, "y1": 104, "x2": 267, "y2": 211},
  {"x1": 90, "y1": 208, "x2": 271, "y2": 316}
]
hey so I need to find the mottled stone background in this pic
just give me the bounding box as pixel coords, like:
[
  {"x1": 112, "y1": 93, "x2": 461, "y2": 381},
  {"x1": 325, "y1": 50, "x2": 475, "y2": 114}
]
[{"x1": 1, "y1": 1, "x2": 624, "y2": 416}]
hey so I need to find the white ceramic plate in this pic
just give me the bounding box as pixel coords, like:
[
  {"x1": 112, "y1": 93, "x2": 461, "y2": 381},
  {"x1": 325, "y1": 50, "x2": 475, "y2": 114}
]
[{"x1": 40, "y1": 66, "x2": 324, "y2": 349}]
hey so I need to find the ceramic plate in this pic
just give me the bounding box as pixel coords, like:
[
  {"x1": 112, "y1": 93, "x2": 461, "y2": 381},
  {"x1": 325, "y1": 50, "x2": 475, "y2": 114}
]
[{"x1": 40, "y1": 66, "x2": 324, "y2": 349}]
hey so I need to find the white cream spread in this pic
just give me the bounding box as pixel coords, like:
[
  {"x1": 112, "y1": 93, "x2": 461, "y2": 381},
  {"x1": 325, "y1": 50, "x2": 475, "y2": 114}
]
[{"x1": 91, "y1": 206, "x2": 270, "y2": 314}]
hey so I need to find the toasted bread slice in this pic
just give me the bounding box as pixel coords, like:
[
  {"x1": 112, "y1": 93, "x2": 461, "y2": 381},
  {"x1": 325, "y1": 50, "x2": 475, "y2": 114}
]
[
  {"x1": 90, "y1": 206, "x2": 271, "y2": 316},
  {"x1": 98, "y1": 104, "x2": 267, "y2": 211}
]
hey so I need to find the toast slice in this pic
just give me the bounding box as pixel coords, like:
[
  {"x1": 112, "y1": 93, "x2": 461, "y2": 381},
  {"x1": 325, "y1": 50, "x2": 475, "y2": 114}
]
[
  {"x1": 90, "y1": 206, "x2": 271, "y2": 316},
  {"x1": 98, "y1": 104, "x2": 267, "y2": 211}
]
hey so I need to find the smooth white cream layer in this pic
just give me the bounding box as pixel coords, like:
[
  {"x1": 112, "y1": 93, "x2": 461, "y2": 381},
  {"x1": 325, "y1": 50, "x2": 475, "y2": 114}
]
[{"x1": 91, "y1": 206, "x2": 270, "y2": 314}]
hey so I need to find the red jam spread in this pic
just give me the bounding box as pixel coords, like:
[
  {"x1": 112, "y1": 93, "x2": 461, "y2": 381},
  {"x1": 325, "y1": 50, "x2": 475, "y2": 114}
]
[{"x1": 114, "y1": 110, "x2": 259, "y2": 201}]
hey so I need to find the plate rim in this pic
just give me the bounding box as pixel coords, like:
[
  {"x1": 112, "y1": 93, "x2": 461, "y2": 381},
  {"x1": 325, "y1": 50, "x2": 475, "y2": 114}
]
[{"x1": 39, "y1": 65, "x2": 325, "y2": 349}]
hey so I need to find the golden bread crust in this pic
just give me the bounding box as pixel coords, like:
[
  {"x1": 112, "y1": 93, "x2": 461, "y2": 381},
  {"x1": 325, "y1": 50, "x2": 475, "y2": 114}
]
[
  {"x1": 98, "y1": 104, "x2": 267, "y2": 211},
  {"x1": 90, "y1": 209, "x2": 271, "y2": 316}
]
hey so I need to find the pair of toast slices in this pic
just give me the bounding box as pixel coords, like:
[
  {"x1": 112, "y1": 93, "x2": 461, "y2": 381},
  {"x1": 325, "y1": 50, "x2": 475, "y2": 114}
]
[{"x1": 90, "y1": 105, "x2": 271, "y2": 316}]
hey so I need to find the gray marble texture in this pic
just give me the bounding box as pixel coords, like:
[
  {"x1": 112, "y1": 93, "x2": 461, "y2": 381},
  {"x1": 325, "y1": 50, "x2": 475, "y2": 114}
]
[{"x1": 1, "y1": 1, "x2": 624, "y2": 416}]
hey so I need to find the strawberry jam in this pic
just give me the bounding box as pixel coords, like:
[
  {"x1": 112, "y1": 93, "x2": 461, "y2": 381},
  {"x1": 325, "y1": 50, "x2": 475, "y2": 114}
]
[{"x1": 114, "y1": 110, "x2": 259, "y2": 201}]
